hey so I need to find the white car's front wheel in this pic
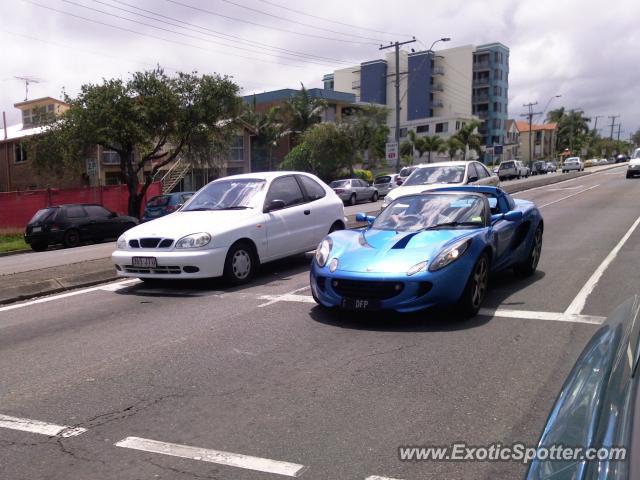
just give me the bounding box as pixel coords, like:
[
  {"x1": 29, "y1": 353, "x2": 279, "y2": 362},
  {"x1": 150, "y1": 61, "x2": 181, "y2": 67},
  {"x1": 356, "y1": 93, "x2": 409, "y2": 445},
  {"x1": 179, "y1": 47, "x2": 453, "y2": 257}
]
[{"x1": 224, "y1": 241, "x2": 257, "y2": 285}]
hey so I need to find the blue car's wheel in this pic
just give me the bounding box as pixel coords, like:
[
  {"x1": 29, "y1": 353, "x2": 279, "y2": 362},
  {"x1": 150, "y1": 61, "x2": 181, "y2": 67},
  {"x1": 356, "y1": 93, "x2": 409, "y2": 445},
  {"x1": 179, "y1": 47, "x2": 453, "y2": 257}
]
[
  {"x1": 459, "y1": 253, "x2": 490, "y2": 317},
  {"x1": 514, "y1": 225, "x2": 543, "y2": 277}
]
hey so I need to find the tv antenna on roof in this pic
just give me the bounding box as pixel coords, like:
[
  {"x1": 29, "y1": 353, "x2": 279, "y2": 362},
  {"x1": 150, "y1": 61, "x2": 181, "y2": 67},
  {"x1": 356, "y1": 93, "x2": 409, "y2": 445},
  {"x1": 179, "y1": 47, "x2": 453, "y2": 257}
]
[{"x1": 14, "y1": 76, "x2": 43, "y2": 101}]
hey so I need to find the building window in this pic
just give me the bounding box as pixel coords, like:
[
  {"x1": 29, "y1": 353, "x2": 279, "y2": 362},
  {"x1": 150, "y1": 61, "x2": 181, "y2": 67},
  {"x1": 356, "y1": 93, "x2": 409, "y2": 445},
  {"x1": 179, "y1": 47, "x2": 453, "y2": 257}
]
[
  {"x1": 493, "y1": 102, "x2": 502, "y2": 113},
  {"x1": 492, "y1": 118, "x2": 501, "y2": 129},
  {"x1": 416, "y1": 124, "x2": 429, "y2": 133},
  {"x1": 435, "y1": 122, "x2": 448, "y2": 133},
  {"x1": 493, "y1": 85, "x2": 502, "y2": 96},
  {"x1": 105, "y1": 172, "x2": 122, "y2": 185},
  {"x1": 230, "y1": 135, "x2": 244, "y2": 162},
  {"x1": 494, "y1": 69, "x2": 502, "y2": 80},
  {"x1": 455, "y1": 121, "x2": 461, "y2": 130},
  {"x1": 399, "y1": 128, "x2": 408, "y2": 138},
  {"x1": 14, "y1": 143, "x2": 27, "y2": 163},
  {"x1": 102, "y1": 150, "x2": 120, "y2": 165}
]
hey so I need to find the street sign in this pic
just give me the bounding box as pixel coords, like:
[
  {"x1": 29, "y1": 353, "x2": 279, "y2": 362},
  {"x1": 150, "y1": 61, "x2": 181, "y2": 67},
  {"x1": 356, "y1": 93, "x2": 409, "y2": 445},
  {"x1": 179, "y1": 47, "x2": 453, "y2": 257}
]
[
  {"x1": 85, "y1": 158, "x2": 97, "y2": 176},
  {"x1": 385, "y1": 142, "x2": 398, "y2": 164},
  {"x1": 494, "y1": 145, "x2": 503, "y2": 155}
]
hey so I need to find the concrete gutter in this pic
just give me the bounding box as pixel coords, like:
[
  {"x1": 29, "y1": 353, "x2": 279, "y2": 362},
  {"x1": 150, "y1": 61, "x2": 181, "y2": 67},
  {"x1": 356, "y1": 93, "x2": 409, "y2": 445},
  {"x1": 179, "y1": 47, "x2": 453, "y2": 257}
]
[{"x1": 0, "y1": 164, "x2": 626, "y2": 306}]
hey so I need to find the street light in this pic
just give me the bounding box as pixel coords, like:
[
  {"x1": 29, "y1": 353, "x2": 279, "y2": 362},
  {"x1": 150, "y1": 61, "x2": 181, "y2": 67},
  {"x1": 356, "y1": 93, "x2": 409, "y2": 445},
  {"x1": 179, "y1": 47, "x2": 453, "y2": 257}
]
[
  {"x1": 428, "y1": 37, "x2": 451, "y2": 52},
  {"x1": 541, "y1": 94, "x2": 562, "y2": 121}
]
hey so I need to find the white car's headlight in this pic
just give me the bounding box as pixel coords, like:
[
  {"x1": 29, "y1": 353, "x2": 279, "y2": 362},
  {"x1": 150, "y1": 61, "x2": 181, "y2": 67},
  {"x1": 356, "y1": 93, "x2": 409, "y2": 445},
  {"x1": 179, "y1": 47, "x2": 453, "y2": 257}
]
[
  {"x1": 382, "y1": 195, "x2": 393, "y2": 207},
  {"x1": 117, "y1": 236, "x2": 127, "y2": 250},
  {"x1": 428, "y1": 238, "x2": 472, "y2": 272},
  {"x1": 315, "y1": 237, "x2": 333, "y2": 267},
  {"x1": 175, "y1": 232, "x2": 211, "y2": 249}
]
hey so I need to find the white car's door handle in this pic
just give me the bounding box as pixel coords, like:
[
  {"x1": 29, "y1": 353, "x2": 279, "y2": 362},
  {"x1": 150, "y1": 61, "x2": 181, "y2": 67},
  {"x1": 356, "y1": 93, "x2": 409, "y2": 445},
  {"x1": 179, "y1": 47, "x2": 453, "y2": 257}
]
[{"x1": 304, "y1": 210, "x2": 311, "y2": 215}]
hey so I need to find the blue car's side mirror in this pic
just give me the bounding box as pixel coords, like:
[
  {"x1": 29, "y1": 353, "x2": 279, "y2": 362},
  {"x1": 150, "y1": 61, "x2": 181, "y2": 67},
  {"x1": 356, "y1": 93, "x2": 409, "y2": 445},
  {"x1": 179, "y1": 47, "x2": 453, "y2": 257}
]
[
  {"x1": 355, "y1": 213, "x2": 375, "y2": 224},
  {"x1": 490, "y1": 213, "x2": 504, "y2": 223},
  {"x1": 504, "y1": 210, "x2": 523, "y2": 221}
]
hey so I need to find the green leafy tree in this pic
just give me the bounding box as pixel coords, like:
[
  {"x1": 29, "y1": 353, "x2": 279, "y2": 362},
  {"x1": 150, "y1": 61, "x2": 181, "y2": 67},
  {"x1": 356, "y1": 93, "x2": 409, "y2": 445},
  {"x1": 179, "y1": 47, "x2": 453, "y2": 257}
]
[
  {"x1": 452, "y1": 120, "x2": 483, "y2": 159},
  {"x1": 631, "y1": 128, "x2": 640, "y2": 146},
  {"x1": 279, "y1": 123, "x2": 354, "y2": 180},
  {"x1": 420, "y1": 135, "x2": 446, "y2": 163},
  {"x1": 243, "y1": 99, "x2": 285, "y2": 170},
  {"x1": 445, "y1": 137, "x2": 463, "y2": 160},
  {"x1": 28, "y1": 68, "x2": 241, "y2": 217},
  {"x1": 345, "y1": 104, "x2": 389, "y2": 168},
  {"x1": 282, "y1": 83, "x2": 328, "y2": 135},
  {"x1": 547, "y1": 107, "x2": 591, "y2": 153}
]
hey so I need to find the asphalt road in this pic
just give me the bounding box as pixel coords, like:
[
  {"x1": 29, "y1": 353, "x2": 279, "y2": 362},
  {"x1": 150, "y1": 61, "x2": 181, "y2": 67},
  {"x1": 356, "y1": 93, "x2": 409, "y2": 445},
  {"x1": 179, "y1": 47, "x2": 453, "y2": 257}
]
[{"x1": 1, "y1": 165, "x2": 638, "y2": 479}]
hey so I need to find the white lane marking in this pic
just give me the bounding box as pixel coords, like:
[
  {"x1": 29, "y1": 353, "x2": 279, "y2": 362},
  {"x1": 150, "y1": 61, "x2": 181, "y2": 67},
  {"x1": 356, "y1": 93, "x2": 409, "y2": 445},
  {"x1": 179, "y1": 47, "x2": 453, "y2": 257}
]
[
  {"x1": 538, "y1": 184, "x2": 599, "y2": 208},
  {"x1": 366, "y1": 476, "x2": 405, "y2": 480},
  {"x1": 98, "y1": 279, "x2": 140, "y2": 291},
  {"x1": 565, "y1": 214, "x2": 640, "y2": 316},
  {"x1": 510, "y1": 166, "x2": 624, "y2": 195},
  {"x1": 258, "y1": 286, "x2": 311, "y2": 308},
  {"x1": 478, "y1": 308, "x2": 605, "y2": 325},
  {"x1": 546, "y1": 185, "x2": 585, "y2": 191},
  {"x1": 115, "y1": 436, "x2": 307, "y2": 477},
  {"x1": 256, "y1": 293, "x2": 605, "y2": 324},
  {"x1": 0, "y1": 279, "x2": 138, "y2": 314},
  {"x1": 0, "y1": 414, "x2": 86, "y2": 437}
]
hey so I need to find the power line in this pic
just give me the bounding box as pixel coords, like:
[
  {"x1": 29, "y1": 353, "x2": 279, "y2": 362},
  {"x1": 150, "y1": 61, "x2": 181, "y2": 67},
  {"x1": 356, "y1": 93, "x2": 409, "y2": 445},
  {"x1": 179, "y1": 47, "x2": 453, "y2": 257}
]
[
  {"x1": 213, "y1": 0, "x2": 385, "y2": 42},
  {"x1": 101, "y1": 0, "x2": 354, "y2": 65},
  {"x1": 255, "y1": 0, "x2": 411, "y2": 37},
  {"x1": 24, "y1": 0, "x2": 322, "y2": 69},
  {"x1": 163, "y1": 0, "x2": 379, "y2": 46},
  {"x1": 60, "y1": 0, "x2": 339, "y2": 68},
  {"x1": 608, "y1": 115, "x2": 620, "y2": 140}
]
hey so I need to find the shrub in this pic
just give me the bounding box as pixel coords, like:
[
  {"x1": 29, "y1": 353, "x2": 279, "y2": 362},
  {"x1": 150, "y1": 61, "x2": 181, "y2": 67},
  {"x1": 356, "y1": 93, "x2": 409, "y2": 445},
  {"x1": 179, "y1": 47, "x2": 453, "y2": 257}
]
[{"x1": 353, "y1": 169, "x2": 373, "y2": 183}]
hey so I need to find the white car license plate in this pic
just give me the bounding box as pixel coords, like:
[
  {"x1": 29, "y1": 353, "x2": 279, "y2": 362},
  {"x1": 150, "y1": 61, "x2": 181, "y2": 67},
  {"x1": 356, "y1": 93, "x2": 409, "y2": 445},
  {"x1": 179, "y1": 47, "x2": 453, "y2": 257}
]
[
  {"x1": 132, "y1": 256, "x2": 157, "y2": 268},
  {"x1": 32, "y1": 226, "x2": 42, "y2": 233}
]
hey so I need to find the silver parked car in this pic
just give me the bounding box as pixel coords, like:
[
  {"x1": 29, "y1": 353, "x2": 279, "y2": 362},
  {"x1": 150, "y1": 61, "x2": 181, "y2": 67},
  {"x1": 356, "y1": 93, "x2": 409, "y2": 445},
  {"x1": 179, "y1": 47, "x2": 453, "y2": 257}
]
[
  {"x1": 329, "y1": 178, "x2": 379, "y2": 205},
  {"x1": 562, "y1": 157, "x2": 584, "y2": 173},
  {"x1": 498, "y1": 160, "x2": 529, "y2": 180},
  {"x1": 372, "y1": 174, "x2": 399, "y2": 197}
]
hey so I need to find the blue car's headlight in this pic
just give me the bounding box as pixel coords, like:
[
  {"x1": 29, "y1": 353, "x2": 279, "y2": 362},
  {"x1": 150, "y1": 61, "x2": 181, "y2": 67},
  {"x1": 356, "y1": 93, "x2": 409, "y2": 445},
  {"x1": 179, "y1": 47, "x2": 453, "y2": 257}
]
[
  {"x1": 175, "y1": 232, "x2": 211, "y2": 249},
  {"x1": 407, "y1": 260, "x2": 428, "y2": 276},
  {"x1": 315, "y1": 237, "x2": 332, "y2": 267},
  {"x1": 428, "y1": 238, "x2": 471, "y2": 272}
]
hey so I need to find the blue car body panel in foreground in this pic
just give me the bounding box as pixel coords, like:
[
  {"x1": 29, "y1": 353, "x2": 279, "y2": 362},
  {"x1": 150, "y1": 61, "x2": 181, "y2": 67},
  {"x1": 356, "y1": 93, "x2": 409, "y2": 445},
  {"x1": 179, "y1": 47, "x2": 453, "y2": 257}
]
[{"x1": 311, "y1": 186, "x2": 543, "y2": 312}]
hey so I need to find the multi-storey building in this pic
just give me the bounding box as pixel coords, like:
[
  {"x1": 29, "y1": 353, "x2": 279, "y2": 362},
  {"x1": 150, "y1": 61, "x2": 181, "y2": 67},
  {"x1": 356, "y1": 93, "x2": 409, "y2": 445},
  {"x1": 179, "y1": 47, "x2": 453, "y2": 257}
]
[
  {"x1": 472, "y1": 43, "x2": 510, "y2": 148},
  {"x1": 325, "y1": 42, "x2": 509, "y2": 162}
]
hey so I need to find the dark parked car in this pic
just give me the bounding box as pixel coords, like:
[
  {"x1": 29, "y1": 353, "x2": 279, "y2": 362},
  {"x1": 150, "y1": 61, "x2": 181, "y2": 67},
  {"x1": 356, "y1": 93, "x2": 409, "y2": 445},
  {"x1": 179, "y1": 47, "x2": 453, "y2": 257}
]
[
  {"x1": 141, "y1": 192, "x2": 194, "y2": 222},
  {"x1": 24, "y1": 204, "x2": 138, "y2": 251},
  {"x1": 531, "y1": 161, "x2": 548, "y2": 175}
]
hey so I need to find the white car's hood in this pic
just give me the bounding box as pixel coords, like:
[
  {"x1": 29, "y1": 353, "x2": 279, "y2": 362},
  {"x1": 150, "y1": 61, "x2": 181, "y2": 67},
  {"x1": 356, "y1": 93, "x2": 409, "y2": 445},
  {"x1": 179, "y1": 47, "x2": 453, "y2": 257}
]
[
  {"x1": 125, "y1": 209, "x2": 257, "y2": 238},
  {"x1": 629, "y1": 158, "x2": 640, "y2": 167},
  {"x1": 385, "y1": 183, "x2": 459, "y2": 203}
]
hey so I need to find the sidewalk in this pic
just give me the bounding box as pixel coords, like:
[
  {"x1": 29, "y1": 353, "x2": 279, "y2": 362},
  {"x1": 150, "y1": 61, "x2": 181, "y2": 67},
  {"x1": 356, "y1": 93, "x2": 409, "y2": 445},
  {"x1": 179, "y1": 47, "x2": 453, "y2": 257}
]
[{"x1": 0, "y1": 164, "x2": 625, "y2": 305}]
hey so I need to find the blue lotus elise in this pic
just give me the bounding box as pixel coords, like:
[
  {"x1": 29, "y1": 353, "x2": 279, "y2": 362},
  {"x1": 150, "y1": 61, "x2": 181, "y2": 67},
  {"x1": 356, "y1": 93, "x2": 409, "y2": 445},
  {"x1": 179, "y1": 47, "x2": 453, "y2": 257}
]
[{"x1": 310, "y1": 186, "x2": 543, "y2": 316}]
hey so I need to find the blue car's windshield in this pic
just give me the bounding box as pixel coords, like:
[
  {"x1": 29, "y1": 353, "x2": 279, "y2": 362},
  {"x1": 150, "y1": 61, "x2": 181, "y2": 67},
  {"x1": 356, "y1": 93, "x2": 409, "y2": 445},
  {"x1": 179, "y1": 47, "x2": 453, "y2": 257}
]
[
  {"x1": 183, "y1": 179, "x2": 266, "y2": 211},
  {"x1": 374, "y1": 194, "x2": 486, "y2": 232}
]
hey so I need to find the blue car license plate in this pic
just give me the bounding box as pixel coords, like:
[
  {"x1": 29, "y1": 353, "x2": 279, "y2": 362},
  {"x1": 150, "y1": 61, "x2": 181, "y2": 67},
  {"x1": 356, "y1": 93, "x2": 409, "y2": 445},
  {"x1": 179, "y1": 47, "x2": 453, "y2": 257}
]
[{"x1": 341, "y1": 298, "x2": 380, "y2": 311}]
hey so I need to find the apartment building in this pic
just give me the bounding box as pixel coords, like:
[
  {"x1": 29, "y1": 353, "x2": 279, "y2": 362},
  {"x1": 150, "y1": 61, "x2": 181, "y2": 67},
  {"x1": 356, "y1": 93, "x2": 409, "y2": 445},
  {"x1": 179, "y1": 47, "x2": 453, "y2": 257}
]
[
  {"x1": 516, "y1": 121, "x2": 558, "y2": 163},
  {"x1": 324, "y1": 42, "x2": 509, "y2": 161}
]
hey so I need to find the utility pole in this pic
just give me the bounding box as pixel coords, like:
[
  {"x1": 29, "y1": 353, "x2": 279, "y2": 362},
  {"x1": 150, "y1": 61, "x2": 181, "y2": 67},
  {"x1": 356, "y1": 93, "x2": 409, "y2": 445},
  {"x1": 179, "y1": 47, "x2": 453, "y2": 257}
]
[
  {"x1": 592, "y1": 115, "x2": 602, "y2": 133},
  {"x1": 608, "y1": 115, "x2": 620, "y2": 140},
  {"x1": 617, "y1": 123, "x2": 622, "y2": 142},
  {"x1": 380, "y1": 37, "x2": 416, "y2": 171},
  {"x1": 521, "y1": 102, "x2": 542, "y2": 169},
  {"x1": 14, "y1": 76, "x2": 42, "y2": 101}
]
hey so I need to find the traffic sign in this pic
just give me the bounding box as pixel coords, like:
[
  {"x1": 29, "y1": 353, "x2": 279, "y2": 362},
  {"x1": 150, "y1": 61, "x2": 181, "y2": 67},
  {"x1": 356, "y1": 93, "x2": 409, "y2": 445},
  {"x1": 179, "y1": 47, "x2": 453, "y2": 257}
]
[
  {"x1": 494, "y1": 145, "x2": 503, "y2": 155},
  {"x1": 85, "y1": 158, "x2": 97, "y2": 176},
  {"x1": 385, "y1": 142, "x2": 398, "y2": 164}
]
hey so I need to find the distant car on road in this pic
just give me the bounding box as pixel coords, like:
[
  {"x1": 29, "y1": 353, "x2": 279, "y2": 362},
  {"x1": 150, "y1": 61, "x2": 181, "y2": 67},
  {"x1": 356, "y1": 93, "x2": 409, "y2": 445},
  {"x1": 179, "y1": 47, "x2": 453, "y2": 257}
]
[
  {"x1": 597, "y1": 158, "x2": 609, "y2": 165},
  {"x1": 531, "y1": 161, "x2": 548, "y2": 175},
  {"x1": 142, "y1": 192, "x2": 194, "y2": 222},
  {"x1": 562, "y1": 157, "x2": 584, "y2": 172},
  {"x1": 25, "y1": 204, "x2": 138, "y2": 252},
  {"x1": 616, "y1": 154, "x2": 628, "y2": 163},
  {"x1": 372, "y1": 174, "x2": 399, "y2": 197},
  {"x1": 330, "y1": 178, "x2": 378, "y2": 205},
  {"x1": 545, "y1": 161, "x2": 557, "y2": 172},
  {"x1": 382, "y1": 161, "x2": 500, "y2": 208},
  {"x1": 311, "y1": 186, "x2": 544, "y2": 316},
  {"x1": 112, "y1": 172, "x2": 346, "y2": 285},
  {"x1": 627, "y1": 148, "x2": 640, "y2": 178},
  {"x1": 498, "y1": 160, "x2": 529, "y2": 180}
]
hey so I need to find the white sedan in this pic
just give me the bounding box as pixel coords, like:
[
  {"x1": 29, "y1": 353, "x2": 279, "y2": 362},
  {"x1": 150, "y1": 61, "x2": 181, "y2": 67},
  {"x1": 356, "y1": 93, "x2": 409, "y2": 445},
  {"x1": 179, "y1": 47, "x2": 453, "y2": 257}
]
[
  {"x1": 112, "y1": 172, "x2": 346, "y2": 284},
  {"x1": 382, "y1": 161, "x2": 500, "y2": 208}
]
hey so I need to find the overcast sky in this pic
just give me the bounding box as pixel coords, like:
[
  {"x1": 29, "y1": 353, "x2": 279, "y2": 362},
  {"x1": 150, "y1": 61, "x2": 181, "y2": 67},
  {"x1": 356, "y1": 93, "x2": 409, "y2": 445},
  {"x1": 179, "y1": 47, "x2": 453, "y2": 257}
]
[{"x1": 1, "y1": 0, "x2": 639, "y2": 139}]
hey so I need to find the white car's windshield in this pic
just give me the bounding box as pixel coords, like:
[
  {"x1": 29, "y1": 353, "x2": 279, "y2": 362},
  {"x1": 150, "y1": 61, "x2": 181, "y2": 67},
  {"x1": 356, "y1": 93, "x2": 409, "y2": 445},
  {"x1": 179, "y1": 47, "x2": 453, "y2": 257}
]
[
  {"x1": 403, "y1": 166, "x2": 466, "y2": 186},
  {"x1": 184, "y1": 179, "x2": 266, "y2": 211},
  {"x1": 373, "y1": 194, "x2": 485, "y2": 232}
]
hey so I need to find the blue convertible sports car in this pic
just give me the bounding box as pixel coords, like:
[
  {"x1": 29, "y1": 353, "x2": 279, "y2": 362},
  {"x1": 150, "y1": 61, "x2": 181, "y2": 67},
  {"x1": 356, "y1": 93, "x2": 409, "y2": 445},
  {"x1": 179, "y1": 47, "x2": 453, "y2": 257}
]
[{"x1": 310, "y1": 186, "x2": 543, "y2": 316}]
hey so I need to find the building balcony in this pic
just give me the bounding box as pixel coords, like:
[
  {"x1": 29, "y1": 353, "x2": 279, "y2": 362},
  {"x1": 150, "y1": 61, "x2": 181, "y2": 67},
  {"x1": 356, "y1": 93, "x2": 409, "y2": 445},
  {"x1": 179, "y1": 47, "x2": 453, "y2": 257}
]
[
  {"x1": 431, "y1": 84, "x2": 444, "y2": 92},
  {"x1": 432, "y1": 100, "x2": 444, "y2": 108},
  {"x1": 473, "y1": 78, "x2": 490, "y2": 86},
  {"x1": 431, "y1": 66, "x2": 445, "y2": 75},
  {"x1": 352, "y1": 80, "x2": 360, "y2": 89},
  {"x1": 473, "y1": 94, "x2": 489, "y2": 103},
  {"x1": 476, "y1": 111, "x2": 489, "y2": 119},
  {"x1": 474, "y1": 61, "x2": 490, "y2": 70}
]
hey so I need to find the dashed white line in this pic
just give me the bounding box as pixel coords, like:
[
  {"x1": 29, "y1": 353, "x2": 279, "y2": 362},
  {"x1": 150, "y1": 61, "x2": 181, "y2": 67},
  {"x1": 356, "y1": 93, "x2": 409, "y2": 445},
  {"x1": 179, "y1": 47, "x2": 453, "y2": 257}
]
[
  {"x1": 478, "y1": 308, "x2": 605, "y2": 325},
  {"x1": 365, "y1": 476, "x2": 405, "y2": 480},
  {"x1": 538, "y1": 184, "x2": 600, "y2": 208},
  {"x1": 565, "y1": 214, "x2": 640, "y2": 316},
  {"x1": 115, "y1": 436, "x2": 308, "y2": 477},
  {"x1": 0, "y1": 414, "x2": 86, "y2": 437},
  {"x1": 258, "y1": 286, "x2": 311, "y2": 308}
]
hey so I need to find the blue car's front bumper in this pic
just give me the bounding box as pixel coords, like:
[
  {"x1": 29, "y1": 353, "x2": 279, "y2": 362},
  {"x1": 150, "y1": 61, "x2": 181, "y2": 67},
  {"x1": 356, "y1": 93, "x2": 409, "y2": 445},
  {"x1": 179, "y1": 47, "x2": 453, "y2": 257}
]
[{"x1": 310, "y1": 257, "x2": 475, "y2": 313}]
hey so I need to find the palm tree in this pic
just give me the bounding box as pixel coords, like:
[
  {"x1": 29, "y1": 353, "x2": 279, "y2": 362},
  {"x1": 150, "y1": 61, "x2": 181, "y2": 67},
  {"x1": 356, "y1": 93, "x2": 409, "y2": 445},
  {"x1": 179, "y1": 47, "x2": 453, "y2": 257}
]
[
  {"x1": 445, "y1": 137, "x2": 463, "y2": 161},
  {"x1": 242, "y1": 100, "x2": 284, "y2": 170},
  {"x1": 420, "y1": 135, "x2": 446, "y2": 163},
  {"x1": 282, "y1": 83, "x2": 328, "y2": 135},
  {"x1": 452, "y1": 120, "x2": 483, "y2": 160}
]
